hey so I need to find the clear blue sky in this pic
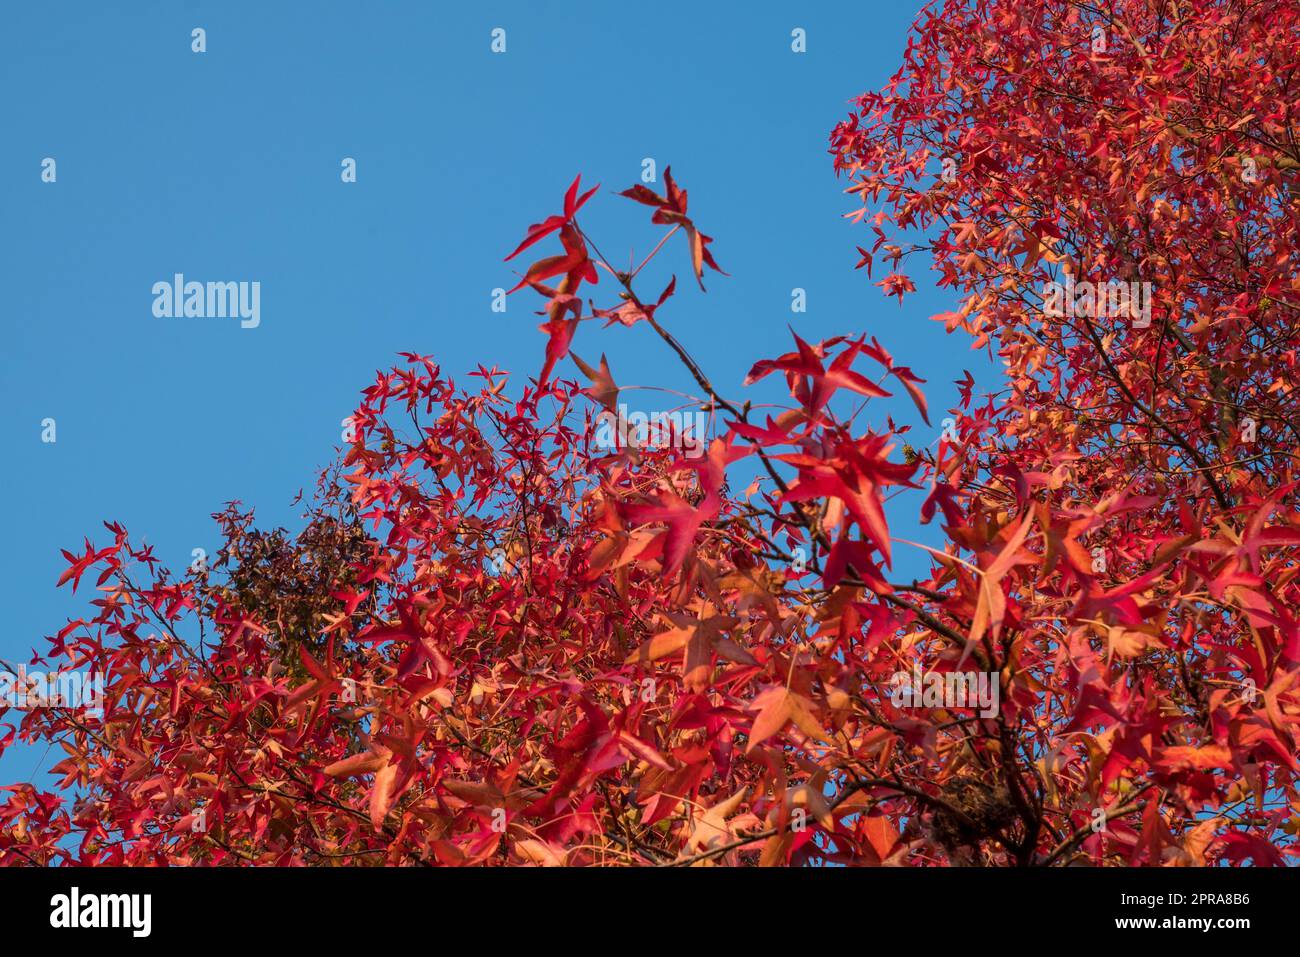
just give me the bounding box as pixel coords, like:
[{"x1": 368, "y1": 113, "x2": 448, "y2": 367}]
[{"x1": 0, "y1": 1, "x2": 987, "y2": 781}]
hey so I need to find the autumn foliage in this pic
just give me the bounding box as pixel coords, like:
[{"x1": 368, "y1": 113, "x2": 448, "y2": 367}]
[{"x1": 4, "y1": 0, "x2": 1300, "y2": 866}]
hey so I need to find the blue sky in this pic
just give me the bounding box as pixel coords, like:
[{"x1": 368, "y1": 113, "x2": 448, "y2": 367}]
[{"x1": 0, "y1": 1, "x2": 987, "y2": 781}]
